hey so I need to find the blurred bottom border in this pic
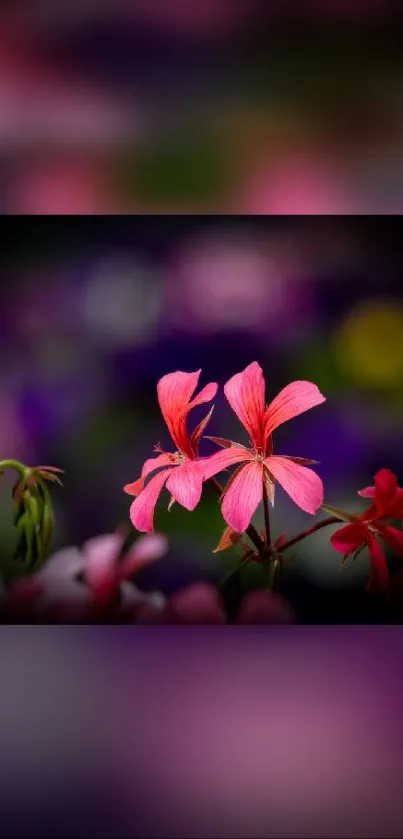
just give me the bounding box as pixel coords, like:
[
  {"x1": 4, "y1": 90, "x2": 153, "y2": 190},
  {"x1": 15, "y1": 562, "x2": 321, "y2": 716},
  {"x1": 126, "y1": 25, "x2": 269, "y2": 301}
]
[{"x1": 0, "y1": 625, "x2": 402, "y2": 838}]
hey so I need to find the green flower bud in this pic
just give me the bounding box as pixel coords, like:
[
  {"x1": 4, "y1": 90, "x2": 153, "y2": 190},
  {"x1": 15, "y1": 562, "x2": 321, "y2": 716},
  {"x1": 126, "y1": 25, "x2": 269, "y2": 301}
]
[{"x1": 1, "y1": 460, "x2": 63, "y2": 572}]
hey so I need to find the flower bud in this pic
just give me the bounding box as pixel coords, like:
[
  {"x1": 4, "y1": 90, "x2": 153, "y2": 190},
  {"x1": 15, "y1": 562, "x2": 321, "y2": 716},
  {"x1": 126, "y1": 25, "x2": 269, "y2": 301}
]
[{"x1": 0, "y1": 461, "x2": 62, "y2": 572}]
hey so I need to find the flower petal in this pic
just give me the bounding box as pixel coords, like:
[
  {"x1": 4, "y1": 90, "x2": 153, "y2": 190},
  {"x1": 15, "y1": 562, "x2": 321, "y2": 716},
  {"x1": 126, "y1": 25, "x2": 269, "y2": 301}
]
[
  {"x1": 357, "y1": 486, "x2": 376, "y2": 498},
  {"x1": 166, "y1": 460, "x2": 204, "y2": 511},
  {"x1": 129, "y1": 468, "x2": 172, "y2": 533},
  {"x1": 120, "y1": 533, "x2": 169, "y2": 579},
  {"x1": 330, "y1": 523, "x2": 367, "y2": 554},
  {"x1": 123, "y1": 478, "x2": 144, "y2": 497},
  {"x1": 374, "y1": 468, "x2": 398, "y2": 513},
  {"x1": 123, "y1": 453, "x2": 176, "y2": 497},
  {"x1": 224, "y1": 361, "x2": 265, "y2": 449},
  {"x1": 379, "y1": 526, "x2": 403, "y2": 558},
  {"x1": 157, "y1": 370, "x2": 216, "y2": 457},
  {"x1": 205, "y1": 436, "x2": 234, "y2": 448},
  {"x1": 200, "y1": 445, "x2": 252, "y2": 481},
  {"x1": 212, "y1": 526, "x2": 243, "y2": 553},
  {"x1": 168, "y1": 582, "x2": 225, "y2": 624},
  {"x1": 38, "y1": 547, "x2": 84, "y2": 582},
  {"x1": 265, "y1": 455, "x2": 323, "y2": 514},
  {"x1": 83, "y1": 534, "x2": 123, "y2": 601},
  {"x1": 158, "y1": 369, "x2": 201, "y2": 416},
  {"x1": 189, "y1": 382, "x2": 218, "y2": 408},
  {"x1": 221, "y1": 461, "x2": 263, "y2": 532},
  {"x1": 366, "y1": 537, "x2": 389, "y2": 593},
  {"x1": 190, "y1": 405, "x2": 215, "y2": 451},
  {"x1": 390, "y1": 488, "x2": 403, "y2": 518},
  {"x1": 237, "y1": 590, "x2": 295, "y2": 624},
  {"x1": 263, "y1": 380, "x2": 326, "y2": 447}
]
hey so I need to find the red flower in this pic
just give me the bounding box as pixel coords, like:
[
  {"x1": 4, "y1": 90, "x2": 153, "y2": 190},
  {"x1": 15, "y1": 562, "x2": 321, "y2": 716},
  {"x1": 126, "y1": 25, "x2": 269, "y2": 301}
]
[
  {"x1": 330, "y1": 469, "x2": 403, "y2": 593},
  {"x1": 124, "y1": 370, "x2": 218, "y2": 532},
  {"x1": 201, "y1": 362, "x2": 325, "y2": 532}
]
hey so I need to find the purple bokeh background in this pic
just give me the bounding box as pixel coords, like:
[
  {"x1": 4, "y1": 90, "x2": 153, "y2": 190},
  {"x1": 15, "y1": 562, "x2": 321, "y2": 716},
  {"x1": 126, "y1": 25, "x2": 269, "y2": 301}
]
[{"x1": 1, "y1": 627, "x2": 403, "y2": 837}]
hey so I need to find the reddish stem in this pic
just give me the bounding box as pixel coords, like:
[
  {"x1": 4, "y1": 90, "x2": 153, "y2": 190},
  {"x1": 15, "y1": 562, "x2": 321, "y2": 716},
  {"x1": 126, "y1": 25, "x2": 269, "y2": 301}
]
[
  {"x1": 278, "y1": 516, "x2": 339, "y2": 553},
  {"x1": 262, "y1": 480, "x2": 271, "y2": 548}
]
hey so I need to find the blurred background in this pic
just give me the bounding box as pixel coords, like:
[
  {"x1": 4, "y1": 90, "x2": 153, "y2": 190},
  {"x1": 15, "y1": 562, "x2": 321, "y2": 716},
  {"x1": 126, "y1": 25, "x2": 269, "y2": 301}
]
[
  {"x1": 1, "y1": 1, "x2": 403, "y2": 213},
  {"x1": 1, "y1": 216, "x2": 403, "y2": 620},
  {"x1": 2, "y1": 626, "x2": 403, "y2": 837}
]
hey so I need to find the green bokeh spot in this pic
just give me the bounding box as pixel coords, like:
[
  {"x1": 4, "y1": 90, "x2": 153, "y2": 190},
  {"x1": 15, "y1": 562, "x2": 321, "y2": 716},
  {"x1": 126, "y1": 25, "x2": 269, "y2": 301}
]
[{"x1": 120, "y1": 133, "x2": 231, "y2": 205}]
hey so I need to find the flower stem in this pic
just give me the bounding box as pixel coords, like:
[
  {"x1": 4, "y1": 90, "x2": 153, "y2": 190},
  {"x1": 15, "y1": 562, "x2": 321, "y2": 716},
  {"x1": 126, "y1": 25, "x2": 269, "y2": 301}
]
[
  {"x1": 262, "y1": 480, "x2": 271, "y2": 548},
  {"x1": 208, "y1": 477, "x2": 264, "y2": 554},
  {"x1": 264, "y1": 558, "x2": 278, "y2": 591},
  {"x1": 278, "y1": 516, "x2": 339, "y2": 553},
  {"x1": 218, "y1": 549, "x2": 255, "y2": 590},
  {"x1": 0, "y1": 460, "x2": 29, "y2": 479}
]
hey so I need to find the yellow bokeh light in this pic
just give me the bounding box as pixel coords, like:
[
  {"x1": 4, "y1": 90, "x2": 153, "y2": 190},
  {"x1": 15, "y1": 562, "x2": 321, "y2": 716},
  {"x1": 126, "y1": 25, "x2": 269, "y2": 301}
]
[{"x1": 334, "y1": 300, "x2": 403, "y2": 388}]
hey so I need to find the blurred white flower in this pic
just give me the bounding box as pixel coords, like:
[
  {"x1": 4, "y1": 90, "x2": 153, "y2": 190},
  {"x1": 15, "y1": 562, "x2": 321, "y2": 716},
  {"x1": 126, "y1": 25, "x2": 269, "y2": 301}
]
[{"x1": 83, "y1": 256, "x2": 162, "y2": 347}]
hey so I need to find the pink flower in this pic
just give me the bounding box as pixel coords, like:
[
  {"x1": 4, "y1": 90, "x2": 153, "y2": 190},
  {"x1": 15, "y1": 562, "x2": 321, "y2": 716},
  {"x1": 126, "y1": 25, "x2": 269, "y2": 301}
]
[
  {"x1": 201, "y1": 362, "x2": 325, "y2": 532},
  {"x1": 136, "y1": 581, "x2": 295, "y2": 625},
  {"x1": 330, "y1": 469, "x2": 403, "y2": 593},
  {"x1": 237, "y1": 155, "x2": 354, "y2": 215},
  {"x1": 124, "y1": 370, "x2": 218, "y2": 532},
  {"x1": 6, "y1": 531, "x2": 167, "y2": 622}
]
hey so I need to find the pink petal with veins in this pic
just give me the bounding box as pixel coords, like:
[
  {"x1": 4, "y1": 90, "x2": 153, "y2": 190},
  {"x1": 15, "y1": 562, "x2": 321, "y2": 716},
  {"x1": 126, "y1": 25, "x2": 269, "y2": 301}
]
[
  {"x1": 200, "y1": 445, "x2": 252, "y2": 481},
  {"x1": 264, "y1": 380, "x2": 326, "y2": 446},
  {"x1": 130, "y1": 468, "x2": 172, "y2": 533},
  {"x1": 189, "y1": 381, "x2": 218, "y2": 408},
  {"x1": 221, "y1": 461, "x2": 263, "y2": 532},
  {"x1": 166, "y1": 460, "x2": 204, "y2": 511},
  {"x1": 265, "y1": 455, "x2": 324, "y2": 514},
  {"x1": 224, "y1": 362, "x2": 266, "y2": 449},
  {"x1": 157, "y1": 370, "x2": 216, "y2": 456},
  {"x1": 123, "y1": 453, "x2": 176, "y2": 496}
]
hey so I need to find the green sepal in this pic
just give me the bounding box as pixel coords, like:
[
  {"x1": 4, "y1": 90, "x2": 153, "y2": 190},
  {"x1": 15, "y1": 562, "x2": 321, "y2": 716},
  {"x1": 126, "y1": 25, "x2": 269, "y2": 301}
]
[{"x1": 321, "y1": 504, "x2": 358, "y2": 523}]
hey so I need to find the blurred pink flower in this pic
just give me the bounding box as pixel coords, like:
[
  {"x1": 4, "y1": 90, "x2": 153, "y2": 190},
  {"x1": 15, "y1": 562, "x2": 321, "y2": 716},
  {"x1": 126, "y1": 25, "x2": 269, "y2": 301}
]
[
  {"x1": 124, "y1": 369, "x2": 217, "y2": 532},
  {"x1": 238, "y1": 155, "x2": 354, "y2": 215},
  {"x1": 8, "y1": 160, "x2": 116, "y2": 215},
  {"x1": 137, "y1": 581, "x2": 295, "y2": 624},
  {"x1": 6, "y1": 531, "x2": 167, "y2": 622},
  {"x1": 166, "y1": 232, "x2": 317, "y2": 340}
]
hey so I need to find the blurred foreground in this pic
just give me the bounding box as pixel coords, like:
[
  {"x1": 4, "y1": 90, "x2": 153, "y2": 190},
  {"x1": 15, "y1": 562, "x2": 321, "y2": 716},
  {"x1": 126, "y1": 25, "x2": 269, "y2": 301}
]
[{"x1": 1, "y1": 3, "x2": 403, "y2": 212}]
